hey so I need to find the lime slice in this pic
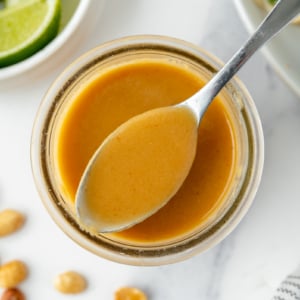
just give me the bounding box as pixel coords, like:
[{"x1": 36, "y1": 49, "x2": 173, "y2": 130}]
[{"x1": 0, "y1": 0, "x2": 61, "y2": 67}]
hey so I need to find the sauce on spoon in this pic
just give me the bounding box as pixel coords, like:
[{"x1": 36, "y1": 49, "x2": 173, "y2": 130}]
[{"x1": 76, "y1": 105, "x2": 198, "y2": 232}]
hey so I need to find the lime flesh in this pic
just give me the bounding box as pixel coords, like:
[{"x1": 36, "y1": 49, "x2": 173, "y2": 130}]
[
  {"x1": 0, "y1": 0, "x2": 61, "y2": 67},
  {"x1": 5, "y1": 0, "x2": 31, "y2": 7}
]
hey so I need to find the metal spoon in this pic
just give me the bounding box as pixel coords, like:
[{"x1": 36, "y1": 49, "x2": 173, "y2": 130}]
[{"x1": 76, "y1": 0, "x2": 300, "y2": 232}]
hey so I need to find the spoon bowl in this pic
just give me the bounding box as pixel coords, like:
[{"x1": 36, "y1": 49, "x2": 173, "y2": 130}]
[{"x1": 76, "y1": 105, "x2": 199, "y2": 232}]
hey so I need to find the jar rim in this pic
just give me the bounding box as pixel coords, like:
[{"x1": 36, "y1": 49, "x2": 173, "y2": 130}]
[{"x1": 31, "y1": 35, "x2": 264, "y2": 266}]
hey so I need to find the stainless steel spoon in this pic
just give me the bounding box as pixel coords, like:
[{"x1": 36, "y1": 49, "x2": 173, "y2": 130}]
[
  {"x1": 76, "y1": 0, "x2": 300, "y2": 232},
  {"x1": 181, "y1": 0, "x2": 300, "y2": 125}
]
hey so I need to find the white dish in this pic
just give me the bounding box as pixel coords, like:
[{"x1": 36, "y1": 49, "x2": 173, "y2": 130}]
[
  {"x1": 0, "y1": 0, "x2": 104, "y2": 82},
  {"x1": 234, "y1": 0, "x2": 300, "y2": 97}
]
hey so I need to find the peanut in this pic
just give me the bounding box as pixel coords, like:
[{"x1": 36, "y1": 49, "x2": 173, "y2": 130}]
[
  {"x1": 0, "y1": 209, "x2": 25, "y2": 237},
  {"x1": 0, "y1": 288, "x2": 25, "y2": 300},
  {"x1": 54, "y1": 271, "x2": 86, "y2": 294},
  {"x1": 114, "y1": 287, "x2": 147, "y2": 300},
  {"x1": 0, "y1": 260, "x2": 28, "y2": 288}
]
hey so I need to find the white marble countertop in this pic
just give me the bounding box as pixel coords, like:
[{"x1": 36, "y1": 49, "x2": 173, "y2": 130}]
[{"x1": 1, "y1": 0, "x2": 300, "y2": 299}]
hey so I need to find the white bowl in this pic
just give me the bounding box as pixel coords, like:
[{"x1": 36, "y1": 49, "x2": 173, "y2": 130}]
[{"x1": 0, "y1": 0, "x2": 105, "y2": 83}]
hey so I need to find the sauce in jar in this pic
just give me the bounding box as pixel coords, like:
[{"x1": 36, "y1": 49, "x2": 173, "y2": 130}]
[{"x1": 55, "y1": 59, "x2": 236, "y2": 243}]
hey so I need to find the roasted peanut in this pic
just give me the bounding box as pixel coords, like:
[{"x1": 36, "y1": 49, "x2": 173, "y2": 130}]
[
  {"x1": 115, "y1": 286, "x2": 147, "y2": 300},
  {"x1": 0, "y1": 288, "x2": 25, "y2": 300},
  {"x1": 0, "y1": 209, "x2": 25, "y2": 237},
  {"x1": 0, "y1": 260, "x2": 28, "y2": 288},
  {"x1": 54, "y1": 271, "x2": 86, "y2": 294}
]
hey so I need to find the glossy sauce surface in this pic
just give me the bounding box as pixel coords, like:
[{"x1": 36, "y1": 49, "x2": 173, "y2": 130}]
[
  {"x1": 55, "y1": 60, "x2": 236, "y2": 243},
  {"x1": 80, "y1": 105, "x2": 198, "y2": 232}
]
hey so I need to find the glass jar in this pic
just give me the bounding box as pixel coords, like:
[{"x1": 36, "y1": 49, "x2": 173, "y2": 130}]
[{"x1": 31, "y1": 35, "x2": 264, "y2": 266}]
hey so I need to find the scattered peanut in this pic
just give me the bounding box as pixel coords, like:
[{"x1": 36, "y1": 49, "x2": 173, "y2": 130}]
[
  {"x1": 0, "y1": 208, "x2": 150, "y2": 298},
  {"x1": 0, "y1": 209, "x2": 25, "y2": 237},
  {"x1": 0, "y1": 260, "x2": 28, "y2": 288},
  {"x1": 114, "y1": 286, "x2": 147, "y2": 300},
  {"x1": 54, "y1": 271, "x2": 86, "y2": 294},
  {"x1": 0, "y1": 288, "x2": 25, "y2": 300}
]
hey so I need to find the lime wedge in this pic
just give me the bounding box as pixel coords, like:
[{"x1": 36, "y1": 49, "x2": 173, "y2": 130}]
[{"x1": 0, "y1": 0, "x2": 61, "y2": 67}]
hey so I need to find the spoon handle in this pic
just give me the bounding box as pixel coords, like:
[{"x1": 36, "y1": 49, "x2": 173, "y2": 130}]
[{"x1": 191, "y1": 0, "x2": 300, "y2": 120}]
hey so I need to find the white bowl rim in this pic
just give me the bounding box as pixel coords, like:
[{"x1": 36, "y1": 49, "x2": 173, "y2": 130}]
[{"x1": 0, "y1": 0, "x2": 91, "y2": 81}]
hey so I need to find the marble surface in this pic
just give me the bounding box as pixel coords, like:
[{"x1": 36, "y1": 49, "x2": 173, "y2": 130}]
[{"x1": 1, "y1": 0, "x2": 300, "y2": 299}]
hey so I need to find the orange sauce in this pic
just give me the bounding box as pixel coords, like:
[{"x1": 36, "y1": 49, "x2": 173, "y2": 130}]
[
  {"x1": 81, "y1": 106, "x2": 198, "y2": 232},
  {"x1": 55, "y1": 59, "x2": 236, "y2": 243}
]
